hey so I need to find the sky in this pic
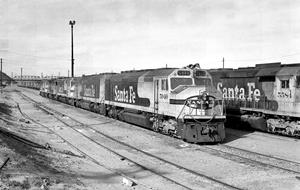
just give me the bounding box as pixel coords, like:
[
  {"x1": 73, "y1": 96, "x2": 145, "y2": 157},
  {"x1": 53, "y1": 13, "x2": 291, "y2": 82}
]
[{"x1": 1, "y1": 0, "x2": 300, "y2": 77}]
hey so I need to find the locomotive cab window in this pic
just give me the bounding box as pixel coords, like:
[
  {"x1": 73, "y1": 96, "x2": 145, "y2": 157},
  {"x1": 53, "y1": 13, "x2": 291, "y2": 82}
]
[
  {"x1": 170, "y1": 78, "x2": 193, "y2": 90},
  {"x1": 161, "y1": 79, "x2": 168, "y2": 91},
  {"x1": 194, "y1": 78, "x2": 212, "y2": 86},
  {"x1": 281, "y1": 79, "x2": 289, "y2": 89},
  {"x1": 296, "y1": 76, "x2": 300, "y2": 88}
]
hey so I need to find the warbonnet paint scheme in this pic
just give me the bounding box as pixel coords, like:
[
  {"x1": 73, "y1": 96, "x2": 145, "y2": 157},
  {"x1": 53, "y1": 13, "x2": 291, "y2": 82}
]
[{"x1": 39, "y1": 66, "x2": 226, "y2": 143}]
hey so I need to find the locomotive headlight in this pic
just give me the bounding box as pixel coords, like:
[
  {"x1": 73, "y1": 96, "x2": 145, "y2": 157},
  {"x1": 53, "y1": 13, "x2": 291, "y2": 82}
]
[{"x1": 203, "y1": 93, "x2": 207, "y2": 99}]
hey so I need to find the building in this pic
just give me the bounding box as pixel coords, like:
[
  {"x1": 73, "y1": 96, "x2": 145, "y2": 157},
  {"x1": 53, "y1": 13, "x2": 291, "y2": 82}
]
[{"x1": 0, "y1": 71, "x2": 15, "y2": 86}]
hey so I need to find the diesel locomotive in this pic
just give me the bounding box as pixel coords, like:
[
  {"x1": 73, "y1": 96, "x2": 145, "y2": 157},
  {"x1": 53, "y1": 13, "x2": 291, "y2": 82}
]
[
  {"x1": 208, "y1": 62, "x2": 300, "y2": 137},
  {"x1": 40, "y1": 66, "x2": 226, "y2": 143}
]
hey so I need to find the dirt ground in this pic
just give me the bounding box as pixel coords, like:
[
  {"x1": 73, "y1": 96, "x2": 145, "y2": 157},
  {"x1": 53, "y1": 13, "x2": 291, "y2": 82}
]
[
  {"x1": 0, "y1": 89, "x2": 139, "y2": 190},
  {"x1": 1, "y1": 86, "x2": 300, "y2": 190},
  {"x1": 0, "y1": 98, "x2": 83, "y2": 189}
]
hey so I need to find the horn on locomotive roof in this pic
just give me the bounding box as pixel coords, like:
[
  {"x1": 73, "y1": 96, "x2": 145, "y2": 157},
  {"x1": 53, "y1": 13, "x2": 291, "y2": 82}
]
[{"x1": 184, "y1": 63, "x2": 200, "y2": 70}]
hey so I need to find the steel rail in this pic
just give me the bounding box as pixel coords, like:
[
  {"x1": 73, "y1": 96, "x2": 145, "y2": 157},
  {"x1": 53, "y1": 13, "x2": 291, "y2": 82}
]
[
  {"x1": 17, "y1": 91, "x2": 197, "y2": 190},
  {"x1": 221, "y1": 144, "x2": 300, "y2": 166},
  {"x1": 19, "y1": 91, "x2": 242, "y2": 190}
]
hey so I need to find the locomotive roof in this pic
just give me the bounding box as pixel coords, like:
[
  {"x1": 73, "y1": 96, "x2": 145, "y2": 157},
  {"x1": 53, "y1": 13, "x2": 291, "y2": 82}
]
[
  {"x1": 111, "y1": 68, "x2": 177, "y2": 82},
  {"x1": 208, "y1": 62, "x2": 300, "y2": 78},
  {"x1": 214, "y1": 68, "x2": 258, "y2": 78},
  {"x1": 121, "y1": 67, "x2": 177, "y2": 74},
  {"x1": 82, "y1": 72, "x2": 116, "y2": 77},
  {"x1": 255, "y1": 62, "x2": 281, "y2": 68},
  {"x1": 256, "y1": 67, "x2": 281, "y2": 77},
  {"x1": 277, "y1": 66, "x2": 300, "y2": 76}
]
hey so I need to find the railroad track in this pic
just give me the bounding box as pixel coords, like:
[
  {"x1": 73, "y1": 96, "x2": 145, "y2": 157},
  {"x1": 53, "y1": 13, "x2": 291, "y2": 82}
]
[
  {"x1": 33, "y1": 90, "x2": 300, "y2": 176},
  {"x1": 226, "y1": 128, "x2": 300, "y2": 142},
  {"x1": 17, "y1": 88, "x2": 300, "y2": 175},
  {"x1": 16, "y1": 90, "x2": 243, "y2": 190},
  {"x1": 15, "y1": 92, "x2": 157, "y2": 190},
  {"x1": 0, "y1": 123, "x2": 46, "y2": 149},
  {"x1": 197, "y1": 144, "x2": 300, "y2": 175}
]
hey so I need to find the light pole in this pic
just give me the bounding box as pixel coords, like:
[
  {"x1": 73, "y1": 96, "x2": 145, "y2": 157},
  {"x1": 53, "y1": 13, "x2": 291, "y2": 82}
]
[{"x1": 69, "y1": 20, "x2": 75, "y2": 77}]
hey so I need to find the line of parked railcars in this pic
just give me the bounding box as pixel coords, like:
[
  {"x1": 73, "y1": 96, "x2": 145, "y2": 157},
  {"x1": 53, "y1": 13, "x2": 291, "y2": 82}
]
[
  {"x1": 18, "y1": 79, "x2": 42, "y2": 90},
  {"x1": 208, "y1": 62, "x2": 300, "y2": 137},
  {"x1": 40, "y1": 66, "x2": 226, "y2": 143}
]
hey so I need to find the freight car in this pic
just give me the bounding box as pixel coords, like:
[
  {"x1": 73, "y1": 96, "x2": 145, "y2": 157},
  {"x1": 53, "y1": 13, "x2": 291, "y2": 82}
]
[
  {"x1": 40, "y1": 67, "x2": 226, "y2": 143},
  {"x1": 208, "y1": 62, "x2": 300, "y2": 137},
  {"x1": 18, "y1": 79, "x2": 42, "y2": 90}
]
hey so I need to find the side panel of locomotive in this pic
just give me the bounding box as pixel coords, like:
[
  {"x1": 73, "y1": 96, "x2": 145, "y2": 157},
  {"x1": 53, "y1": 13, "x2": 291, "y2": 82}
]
[
  {"x1": 104, "y1": 69, "x2": 175, "y2": 115},
  {"x1": 80, "y1": 75, "x2": 100, "y2": 102},
  {"x1": 105, "y1": 70, "x2": 152, "y2": 110},
  {"x1": 209, "y1": 63, "x2": 300, "y2": 137},
  {"x1": 104, "y1": 69, "x2": 174, "y2": 128},
  {"x1": 212, "y1": 67, "x2": 280, "y2": 113},
  {"x1": 39, "y1": 79, "x2": 50, "y2": 96},
  {"x1": 48, "y1": 79, "x2": 58, "y2": 99},
  {"x1": 77, "y1": 75, "x2": 101, "y2": 110},
  {"x1": 50, "y1": 78, "x2": 70, "y2": 104},
  {"x1": 272, "y1": 66, "x2": 300, "y2": 117},
  {"x1": 77, "y1": 73, "x2": 115, "y2": 112}
]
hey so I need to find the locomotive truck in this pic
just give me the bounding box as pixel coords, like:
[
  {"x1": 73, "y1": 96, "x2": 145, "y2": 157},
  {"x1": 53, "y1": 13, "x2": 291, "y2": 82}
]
[
  {"x1": 40, "y1": 66, "x2": 226, "y2": 143},
  {"x1": 208, "y1": 62, "x2": 300, "y2": 137}
]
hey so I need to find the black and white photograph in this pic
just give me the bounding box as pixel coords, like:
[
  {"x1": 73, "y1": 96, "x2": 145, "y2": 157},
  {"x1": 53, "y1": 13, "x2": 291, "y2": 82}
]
[{"x1": 0, "y1": 0, "x2": 299, "y2": 189}]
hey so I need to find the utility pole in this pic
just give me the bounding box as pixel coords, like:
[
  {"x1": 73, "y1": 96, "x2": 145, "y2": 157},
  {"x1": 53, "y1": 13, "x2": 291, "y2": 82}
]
[
  {"x1": 69, "y1": 20, "x2": 76, "y2": 77},
  {"x1": 222, "y1": 57, "x2": 225, "y2": 69}
]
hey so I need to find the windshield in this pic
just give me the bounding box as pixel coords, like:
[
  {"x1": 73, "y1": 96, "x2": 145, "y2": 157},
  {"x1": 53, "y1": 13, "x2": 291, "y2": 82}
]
[
  {"x1": 194, "y1": 78, "x2": 212, "y2": 86},
  {"x1": 170, "y1": 78, "x2": 193, "y2": 90}
]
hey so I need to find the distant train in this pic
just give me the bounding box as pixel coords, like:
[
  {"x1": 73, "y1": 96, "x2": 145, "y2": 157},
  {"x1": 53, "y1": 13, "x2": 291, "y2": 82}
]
[
  {"x1": 208, "y1": 62, "x2": 300, "y2": 137},
  {"x1": 18, "y1": 79, "x2": 42, "y2": 90},
  {"x1": 39, "y1": 66, "x2": 226, "y2": 143}
]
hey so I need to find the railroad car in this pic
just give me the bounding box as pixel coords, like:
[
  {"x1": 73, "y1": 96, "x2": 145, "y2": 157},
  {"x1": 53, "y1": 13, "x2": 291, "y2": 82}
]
[
  {"x1": 40, "y1": 79, "x2": 50, "y2": 95},
  {"x1": 40, "y1": 66, "x2": 226, "y2": 143},
  {"x1": 18, "y1": 79, "x2": 42, "y2": 90},
  {"x1": 208, "y1": 62, "x2": 300, "y2": 137}
]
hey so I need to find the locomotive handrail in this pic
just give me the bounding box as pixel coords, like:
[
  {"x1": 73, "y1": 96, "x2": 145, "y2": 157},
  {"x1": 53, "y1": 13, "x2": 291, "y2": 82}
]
[
  {"x1": 184, "y1": 94, "x2": 216, "y2": 109},
  {"x1": 176, "y1": 94, "x2": 221, "y2": 123}
]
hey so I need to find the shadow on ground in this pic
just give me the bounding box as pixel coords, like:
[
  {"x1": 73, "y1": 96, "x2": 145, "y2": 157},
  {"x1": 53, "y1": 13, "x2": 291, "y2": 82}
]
[
  {"x1": 0, "y1": 103, "x2": 12, "y2": 116},
  {"x1": 223, "y1": 115, "x2": 256, "y2": 143}
]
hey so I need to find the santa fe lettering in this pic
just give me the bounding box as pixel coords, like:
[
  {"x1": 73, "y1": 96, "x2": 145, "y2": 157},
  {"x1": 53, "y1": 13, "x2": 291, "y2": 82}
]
[
  {"x1": 217, "y1": 82, "x2": 261, "y2": 102},
  {"x1": 114, "y1": 85, "x2": 136, "y2": 103}
]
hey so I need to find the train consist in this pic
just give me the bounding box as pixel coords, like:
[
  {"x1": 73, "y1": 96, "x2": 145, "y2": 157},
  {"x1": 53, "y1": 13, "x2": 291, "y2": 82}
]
[
  {"x1": 18, "y1": 79, "x2": 42, "y2": 90},
  {"x1": 39, "y1": 66, "x2": 226, "y2": 143},
  {"x1": 208, "y1": 62, "x2": 300, "y2": 137}
]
